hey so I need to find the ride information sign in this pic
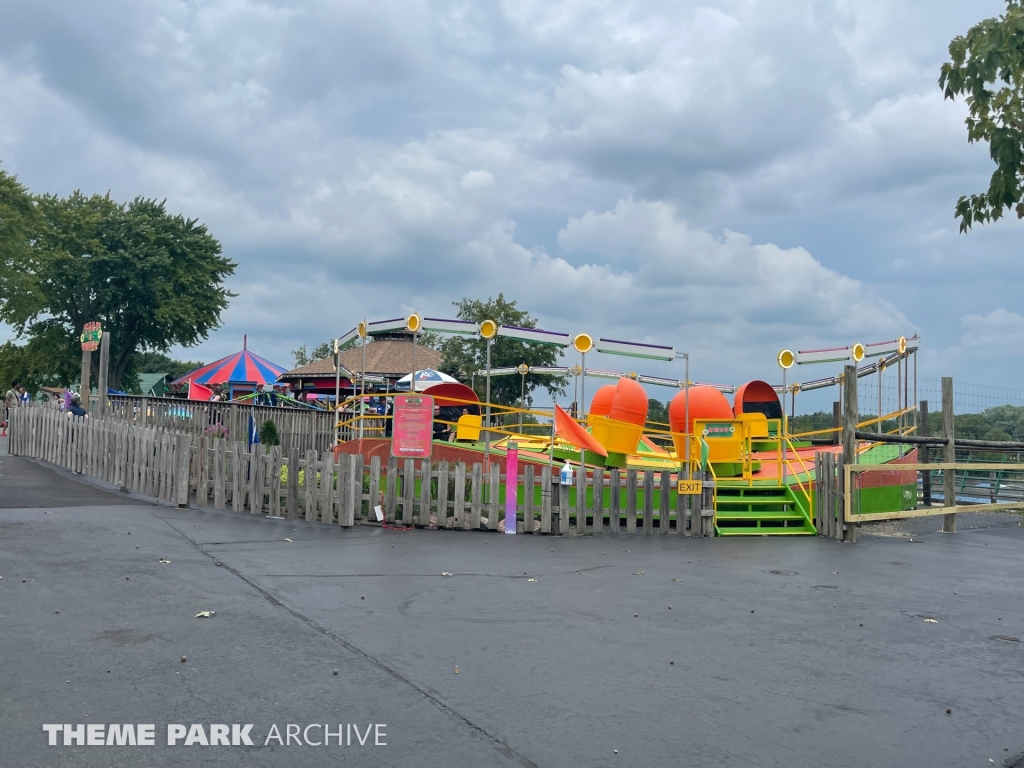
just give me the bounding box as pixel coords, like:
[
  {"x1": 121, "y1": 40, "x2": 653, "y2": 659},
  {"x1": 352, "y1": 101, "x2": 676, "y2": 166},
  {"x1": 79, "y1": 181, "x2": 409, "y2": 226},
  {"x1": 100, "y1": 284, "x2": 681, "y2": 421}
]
[
  {"x1": 391, "y1": 394, "x2": 434, "y2": 459},
  {"x1": 80, "y1": 322, "x2": 102, "y2": 352}
]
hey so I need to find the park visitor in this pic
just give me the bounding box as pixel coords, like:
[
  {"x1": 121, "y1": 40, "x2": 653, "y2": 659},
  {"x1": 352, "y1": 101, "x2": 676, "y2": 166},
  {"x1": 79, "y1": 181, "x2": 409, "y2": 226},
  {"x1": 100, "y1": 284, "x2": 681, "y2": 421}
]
[{"x1": 67, "y1": 394, "x2": 88, "y2": 419}]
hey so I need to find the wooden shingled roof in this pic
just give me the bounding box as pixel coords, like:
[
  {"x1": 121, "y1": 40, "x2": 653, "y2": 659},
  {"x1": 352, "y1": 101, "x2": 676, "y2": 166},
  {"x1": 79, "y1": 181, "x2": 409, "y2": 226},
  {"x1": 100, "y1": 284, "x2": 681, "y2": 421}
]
[{"x1": 279, "y1": 339, "x2": 443, "y2": 380}]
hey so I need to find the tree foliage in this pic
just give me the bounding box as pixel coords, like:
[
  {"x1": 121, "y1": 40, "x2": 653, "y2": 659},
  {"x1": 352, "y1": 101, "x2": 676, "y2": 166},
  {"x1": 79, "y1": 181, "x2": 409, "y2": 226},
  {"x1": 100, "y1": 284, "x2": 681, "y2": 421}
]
[
  {"x1": 131, "y1": 351, "x2": 205, "y2": 382},
  {"x1": 293, "y1": 335, "x2": 366, "y2": 368},
  {"x1": 259, "y1": 419, "x2": 280, "y2": 446},
  {"x1": 437, "y1": 294, "x2": 568, "y2": 407},
  {"x1": 791, "y1": 406, "x2": 1024, "y2": 441},
  {"x1": 0, "y1": 170, "x2": 235, "y2": 391},
  {"x1": 293, "y1": 340, "x2": 334, "y2": 367},
  {"x1": 940, "y1": 1, "x2": 1024, "y2": 230}
]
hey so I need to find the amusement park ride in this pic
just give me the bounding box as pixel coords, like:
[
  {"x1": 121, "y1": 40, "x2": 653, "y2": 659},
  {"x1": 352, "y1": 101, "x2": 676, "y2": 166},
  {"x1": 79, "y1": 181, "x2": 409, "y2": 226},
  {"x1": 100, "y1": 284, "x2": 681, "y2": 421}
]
[{"x1": 332, "y1": 313, "x2": 922, "y2": 536}]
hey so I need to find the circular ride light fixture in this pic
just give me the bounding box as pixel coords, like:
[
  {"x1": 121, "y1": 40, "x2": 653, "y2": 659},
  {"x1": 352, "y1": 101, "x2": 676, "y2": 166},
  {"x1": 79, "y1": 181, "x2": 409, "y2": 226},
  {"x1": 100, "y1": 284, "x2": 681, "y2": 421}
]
[
  {"x1": 406, "y1": 313, "x2": 422, "y2": 333},
  {"x1": 357, "y1": 321, "x2": 368, "y2": 339},
  {"x1": 516, "y1": 363, "x2": 530, "y2": 375},
  {"x1": 334, "y1": 338, "x2": 340, "y2": 354},
  {"x1": 479, "y1": 319, "x2": 498, "y2": 340},
  {"x1": 851, "y1": 343, "x2": 865, "y2": 362},
  {"x1": 777, "y1": 349, "x2": 795, "y2": 369},
  {"x1": 898, "y1": 336, "x2": 907, "y2": 355},
  {"x1": 573, "y1": 333, "x2": 594, "y2": 354}
]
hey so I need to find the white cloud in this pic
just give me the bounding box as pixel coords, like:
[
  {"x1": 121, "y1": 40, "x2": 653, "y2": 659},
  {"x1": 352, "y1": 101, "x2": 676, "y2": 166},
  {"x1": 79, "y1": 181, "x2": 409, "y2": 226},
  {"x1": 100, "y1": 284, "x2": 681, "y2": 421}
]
[
  {"x1": 962, "y1": 309, "x2": 1024, "y2": 350},
  {"x1": 0, "y1": 0, "x2": 1019, "y2": 389}
]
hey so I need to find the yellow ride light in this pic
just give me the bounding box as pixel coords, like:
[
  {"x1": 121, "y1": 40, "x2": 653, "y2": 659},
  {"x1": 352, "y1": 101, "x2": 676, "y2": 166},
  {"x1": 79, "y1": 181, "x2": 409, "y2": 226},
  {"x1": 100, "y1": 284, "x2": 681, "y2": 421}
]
[
  {"x1": 573, "y1": 333, "x2": 594, "y2": 354},
  {"x1": 897, "y1": 336, "x2": 907, "y2": 355},
  {"x1": 479, "y1": 319, "x2": 498, "y2": 339},
  {"x1": 851, "y1": 342, "x2": 865, "y2": 362},
  {"x1": 357, "y1": 321, "x2": 368, "y2": 338},
  {"x1": 777, "y1": 349, "x2": 795, "y2": 369},
  {"x1": 406, "y1": 313, "x2": 422, "y2": 333}
]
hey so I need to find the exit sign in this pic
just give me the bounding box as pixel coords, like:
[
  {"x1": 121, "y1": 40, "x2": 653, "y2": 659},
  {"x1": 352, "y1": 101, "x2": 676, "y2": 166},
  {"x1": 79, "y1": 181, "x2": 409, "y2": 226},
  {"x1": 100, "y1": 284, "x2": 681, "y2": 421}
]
[{"x1": 677, "y1": 479, "x2": 703, "y2": 495}]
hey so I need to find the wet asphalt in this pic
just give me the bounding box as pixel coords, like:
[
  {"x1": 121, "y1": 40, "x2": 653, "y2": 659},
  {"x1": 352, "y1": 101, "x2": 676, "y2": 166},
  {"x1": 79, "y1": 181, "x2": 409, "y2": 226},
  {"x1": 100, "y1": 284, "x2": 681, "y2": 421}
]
[{"x1": 1, "y1": 449, "x2": 1022, "y2": 768}]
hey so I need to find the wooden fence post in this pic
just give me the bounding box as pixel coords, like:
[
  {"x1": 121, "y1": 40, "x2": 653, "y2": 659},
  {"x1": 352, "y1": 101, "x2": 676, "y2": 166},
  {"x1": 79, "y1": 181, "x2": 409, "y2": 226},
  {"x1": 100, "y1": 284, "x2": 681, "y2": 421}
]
[
  {"x1": 521, "y1": 464, "x2": 534, "y2": 533},
  {"x1": 287, "y1": 447, "x2": 300, "y2": 520},
  {"x1": 336, "y1": 454, "x2": 351, "y2": 528},
  {"x1": 404, "y1": 459, "x2": 416, "y2": 526},
  {"x1": 419, "y1": 459, "x2": 432, "y2": 527},
  {"x1": 471, "y1": 463, "x2": 483, "y2": 530},
  {"x1": 540, "y1": 465, "x2": 552, "y2": 534},
  {"x1": 642, "y1": 470, "x2": 654, "y2": 535},
  {"x1": 212, "y1": 439, "x2": 225, "y2": 509},
  {"x1": 626, "y1": 470, "x2": 637, "y2": 535},
  {"x1": 321, "y1": 452, "x2": 335, "y2": 524},
  {"x1": 270, "y1": 446, "x2": 283, "y2": 517},
  {"x1": 592, "y1": 467, "x2": 604, "y2": 535},
  {"x1": 385, "y1": 457, "x2": 398, "y2": 523},
  {"x1": 660, "y1": 470, "x2": 671, "y2": 534},
  {"x1": 452, "y1": 463, "x2": 466, "y2": 530},
  {"x1": 609, "y1": 468, "x2": 620, "y2": 535},
  {"x1": 176, "y1": 434, "x2": 192, "y2": 508},
  {"x1": 369, "y1": 455, "x2": 382, "y2": 521},
  {"x1": 842, "y1": 364, "x2": 858, "y2": 543},
  {"x1": 574, "y1": 464, "x2": 586, "y2": 535},
  {"x1": 557, "y1": 480, "x2": 568, "y2": 535},
  {"x1": 304, "y1": 450, "x2": 317, "y2": 521},
  {"x1": 489, "y1": 463, "x2": 500, "y2": 531},
  {"x1": 919, "y1": 400, "x2": 931, "y2": 507},
  {"x1": 942, "y1": 377, "x2": 956, "y2": 534},
  {"x1": 436, "y1": 461, "x2": 449, "y2": 529}
]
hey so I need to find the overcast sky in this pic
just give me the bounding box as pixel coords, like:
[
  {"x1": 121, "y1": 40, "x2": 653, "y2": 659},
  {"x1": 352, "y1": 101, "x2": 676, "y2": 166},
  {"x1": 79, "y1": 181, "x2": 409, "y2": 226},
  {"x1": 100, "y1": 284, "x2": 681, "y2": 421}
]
[{"x1": 0, "y1": 0, "x2": 1018, "y2": 403}]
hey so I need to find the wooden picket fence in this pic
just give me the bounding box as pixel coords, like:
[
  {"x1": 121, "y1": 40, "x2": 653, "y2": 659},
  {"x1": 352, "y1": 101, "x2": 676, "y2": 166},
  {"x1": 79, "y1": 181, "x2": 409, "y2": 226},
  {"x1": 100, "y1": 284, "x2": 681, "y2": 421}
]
[
  {"x1": 8, "y1": 407, "x2": 713, "y2": 536},
  {"x1": 814, "y1": 451, "x2": 846, "y2": 540},
  {"x1": 103, "y1": 395, "x2": 336, "y2": 455}
]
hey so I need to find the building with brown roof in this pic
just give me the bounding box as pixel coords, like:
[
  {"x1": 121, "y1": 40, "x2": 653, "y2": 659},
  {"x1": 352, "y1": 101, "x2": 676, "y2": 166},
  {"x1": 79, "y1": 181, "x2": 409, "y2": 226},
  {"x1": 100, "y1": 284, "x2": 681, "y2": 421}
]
[{"x1": 278, "y1": 332, "x2": 443, "y2": 397}]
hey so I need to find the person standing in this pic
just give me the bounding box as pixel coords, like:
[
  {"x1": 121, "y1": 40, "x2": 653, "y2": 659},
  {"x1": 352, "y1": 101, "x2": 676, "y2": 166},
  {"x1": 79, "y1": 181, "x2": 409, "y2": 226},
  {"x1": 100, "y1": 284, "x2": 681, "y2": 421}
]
[
  {"x1": 2, "y1": 381, "x2": 20, "y2": 437},
  {"x1": 67, "y1": 394, "x2": 88, "y2": 419}
]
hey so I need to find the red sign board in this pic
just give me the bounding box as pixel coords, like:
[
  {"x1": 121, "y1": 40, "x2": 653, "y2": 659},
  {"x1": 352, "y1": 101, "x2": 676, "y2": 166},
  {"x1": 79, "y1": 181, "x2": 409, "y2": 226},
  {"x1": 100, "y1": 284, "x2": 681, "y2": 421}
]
[
  {"x1": 391, "y1": 394, "x2": 434, "y2": 459},
  {"x1": 81, "y1": 322, "x2": 102, "y2": 352}
]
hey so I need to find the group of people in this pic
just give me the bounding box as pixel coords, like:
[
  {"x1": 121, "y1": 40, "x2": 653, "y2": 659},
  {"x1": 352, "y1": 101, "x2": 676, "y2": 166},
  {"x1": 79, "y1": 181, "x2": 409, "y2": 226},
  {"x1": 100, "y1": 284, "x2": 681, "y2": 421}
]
[{"x1": 433, "y1": 405, "x2": 474, "y2": 441}]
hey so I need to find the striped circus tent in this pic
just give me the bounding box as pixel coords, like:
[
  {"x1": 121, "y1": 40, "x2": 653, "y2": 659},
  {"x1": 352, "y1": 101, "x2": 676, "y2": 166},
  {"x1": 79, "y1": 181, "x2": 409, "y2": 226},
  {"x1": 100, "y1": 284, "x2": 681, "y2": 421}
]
[{"x1": 170, "y1": 338, "x2": 286, "y2": 389}]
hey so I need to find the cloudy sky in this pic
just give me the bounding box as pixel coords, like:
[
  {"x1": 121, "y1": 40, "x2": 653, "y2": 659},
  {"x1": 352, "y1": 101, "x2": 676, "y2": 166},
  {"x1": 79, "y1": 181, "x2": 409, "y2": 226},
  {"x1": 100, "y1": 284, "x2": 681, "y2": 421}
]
[{"x1": 0, "y1": 0, "x2": 1018, "y2": 403}]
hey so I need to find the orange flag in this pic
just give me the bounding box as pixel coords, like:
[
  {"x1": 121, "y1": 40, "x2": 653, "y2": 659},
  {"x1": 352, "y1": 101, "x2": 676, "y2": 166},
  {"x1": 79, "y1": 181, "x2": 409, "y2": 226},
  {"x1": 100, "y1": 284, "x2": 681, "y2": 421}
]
[
  {"x1": 553, "y1": 403, "x2": 608, "y2": 457},
  {"x1": 188, "y1": 379, "x2": 214, "y2": 401}
]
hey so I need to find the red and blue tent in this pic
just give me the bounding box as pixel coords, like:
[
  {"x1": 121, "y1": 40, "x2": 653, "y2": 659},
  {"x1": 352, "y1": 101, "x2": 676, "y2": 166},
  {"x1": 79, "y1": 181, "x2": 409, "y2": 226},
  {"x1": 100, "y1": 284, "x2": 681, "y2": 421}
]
[{"x1": 170, "y1": 342, "x2": 286, "y2": 389}]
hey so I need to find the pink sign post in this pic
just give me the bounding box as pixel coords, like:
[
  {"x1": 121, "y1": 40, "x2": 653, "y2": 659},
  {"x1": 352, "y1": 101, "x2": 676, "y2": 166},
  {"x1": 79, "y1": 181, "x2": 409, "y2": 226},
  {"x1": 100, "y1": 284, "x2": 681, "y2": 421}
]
[
  {"x1": 505, "y1": 441, "x2": 518, "y2": 534},
  {"x1": 391, "y1": 394, "x2": 434, "y2": 459}
]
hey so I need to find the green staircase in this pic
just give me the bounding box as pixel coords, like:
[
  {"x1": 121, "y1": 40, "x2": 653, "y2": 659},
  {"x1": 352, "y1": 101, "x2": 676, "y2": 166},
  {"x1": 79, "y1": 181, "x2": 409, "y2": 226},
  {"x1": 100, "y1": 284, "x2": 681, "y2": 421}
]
[{"x1": 713, "y1": 484, "x2": 816, "y2": 536}]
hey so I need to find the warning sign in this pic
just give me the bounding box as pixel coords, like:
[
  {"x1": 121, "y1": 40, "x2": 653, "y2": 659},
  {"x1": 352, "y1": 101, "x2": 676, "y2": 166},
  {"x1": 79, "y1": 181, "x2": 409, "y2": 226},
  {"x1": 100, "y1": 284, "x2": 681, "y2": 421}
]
[{"x1": 391, "y1": 394, "x2": 434, "y2": 459}]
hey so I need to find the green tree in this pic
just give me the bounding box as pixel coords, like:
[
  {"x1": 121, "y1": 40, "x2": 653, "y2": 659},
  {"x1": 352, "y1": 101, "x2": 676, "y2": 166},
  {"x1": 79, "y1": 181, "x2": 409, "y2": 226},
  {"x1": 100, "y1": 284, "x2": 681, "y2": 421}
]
[
  {"x1": 130, "y1": 351, "x2": 205, "y2": 382},
  {"x1": 259, "y1": 419, "x2": 280, "y2": 446},
  {"x1": 790, "y1": 411, "x2": 837, "y2": 434},
  {"x1": 0, "y1": 183, "x2": 235, "y2": 390},
  {"x1": 940, "y1": 1, "x2": 1024, "y2": 230},
  {"x1": 437, "y1": 295, "x2": 568, "y2": 407},
  {"x1": 292, "y1": 340, "x2": 334, "y2": 367},
  {"x1": 292, "y1": 335, "x2": 367, "y2": 368},
  {"x1": 646, "y1": 398, "x2": 669, "y2": 428}
]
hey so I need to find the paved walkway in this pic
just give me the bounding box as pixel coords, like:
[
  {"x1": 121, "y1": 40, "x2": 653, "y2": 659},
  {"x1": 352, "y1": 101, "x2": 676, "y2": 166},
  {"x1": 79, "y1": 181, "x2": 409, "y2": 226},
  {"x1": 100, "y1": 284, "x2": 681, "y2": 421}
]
[{"x1": 1, "y1": 454, "x2": 1022, "y2": 767}]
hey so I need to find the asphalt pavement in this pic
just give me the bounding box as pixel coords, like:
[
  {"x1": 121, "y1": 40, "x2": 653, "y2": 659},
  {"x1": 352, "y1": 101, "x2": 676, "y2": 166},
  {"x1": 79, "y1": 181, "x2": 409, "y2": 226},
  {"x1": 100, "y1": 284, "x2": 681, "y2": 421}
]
[{"x1": 1, "y1": 446, "x2": 1022, "y2": 768}]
